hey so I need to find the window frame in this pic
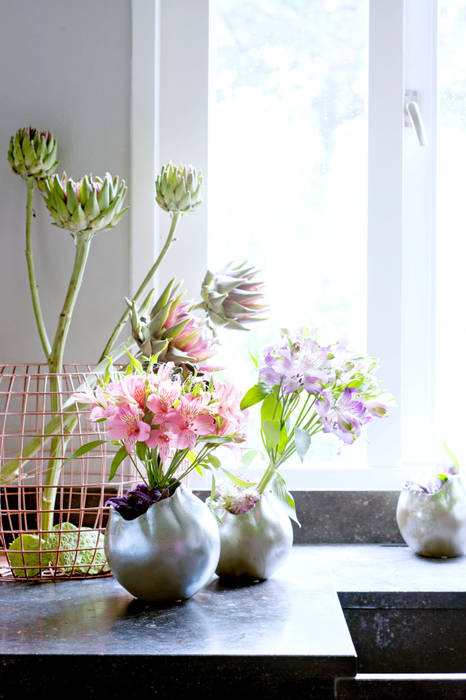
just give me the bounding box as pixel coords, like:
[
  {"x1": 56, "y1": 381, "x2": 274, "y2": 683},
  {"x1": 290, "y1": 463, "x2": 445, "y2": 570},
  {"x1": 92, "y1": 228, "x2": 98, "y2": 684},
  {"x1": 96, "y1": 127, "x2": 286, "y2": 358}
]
[{"x1": 130, "y1": 0, "x2": 439, "y2": 490}]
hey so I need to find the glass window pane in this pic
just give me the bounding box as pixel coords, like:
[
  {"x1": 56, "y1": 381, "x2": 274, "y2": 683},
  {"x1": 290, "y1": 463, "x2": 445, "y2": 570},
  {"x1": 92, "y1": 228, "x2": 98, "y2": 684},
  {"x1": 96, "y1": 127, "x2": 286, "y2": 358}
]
[
  {"x1": 209, "y1": 0, "x2": 369, "y2": 466},
  {"x1": 436, "y1": 0, "x2": 466, "y2": 464}
]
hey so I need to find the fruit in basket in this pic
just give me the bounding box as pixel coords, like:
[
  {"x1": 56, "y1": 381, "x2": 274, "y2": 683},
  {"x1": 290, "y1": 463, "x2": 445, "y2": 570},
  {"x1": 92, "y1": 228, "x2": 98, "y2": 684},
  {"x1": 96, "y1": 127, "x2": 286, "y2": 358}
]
[{"x1": 7, "y1": 533, "x2": 45, "y2": 577}]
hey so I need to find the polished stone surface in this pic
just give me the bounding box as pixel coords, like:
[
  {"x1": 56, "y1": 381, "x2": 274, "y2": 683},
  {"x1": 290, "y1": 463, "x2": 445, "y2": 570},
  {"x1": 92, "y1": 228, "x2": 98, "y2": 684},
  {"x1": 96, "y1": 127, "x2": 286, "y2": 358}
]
[
  {"x1": 0, "y1": 547, "x2": 356, "y2": 671},
  {"x1": 2, "y1": 544, "x2": 466, "y2": 697}
]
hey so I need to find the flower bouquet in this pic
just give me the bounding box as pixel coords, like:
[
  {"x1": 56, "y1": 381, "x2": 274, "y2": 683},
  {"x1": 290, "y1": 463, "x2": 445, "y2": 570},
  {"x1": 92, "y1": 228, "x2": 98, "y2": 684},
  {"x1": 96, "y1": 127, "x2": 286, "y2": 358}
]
[
  {"x1": 211, "y1": 327, "x2": 393, "y2": 580},
  {"x1": 71, "y1": 357, "x2": 247, "y2": 601},
  {"x1": 2, "y1": 127, "x2": 265, "y2": 580}
]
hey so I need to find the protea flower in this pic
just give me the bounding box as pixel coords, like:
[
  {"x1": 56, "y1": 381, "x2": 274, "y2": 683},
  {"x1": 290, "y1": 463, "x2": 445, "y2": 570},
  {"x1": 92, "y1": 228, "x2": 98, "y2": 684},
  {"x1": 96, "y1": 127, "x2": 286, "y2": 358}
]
[
  {"x1": 41, "y1": 172, "x2": 127, "y2": 234},
  {"x1": 128, "y1": 279, "x2": 216, "y2": 364},
  {"x1": 155, "y1": 163, "x2": 202, "y2": 214},
  {"x1": 199, "y1": 262, "x2": 267, "y2": 330},
  {"x1": 8, "y1": 127, "x2": 58, "y2": 180}
]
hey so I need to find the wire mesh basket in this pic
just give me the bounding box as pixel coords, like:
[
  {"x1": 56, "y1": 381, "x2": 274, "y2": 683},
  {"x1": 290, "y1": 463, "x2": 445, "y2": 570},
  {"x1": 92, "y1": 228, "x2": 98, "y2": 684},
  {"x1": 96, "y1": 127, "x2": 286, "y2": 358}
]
[{"x1": 0, "y1": 363, "x2": 137, "y2": 581}]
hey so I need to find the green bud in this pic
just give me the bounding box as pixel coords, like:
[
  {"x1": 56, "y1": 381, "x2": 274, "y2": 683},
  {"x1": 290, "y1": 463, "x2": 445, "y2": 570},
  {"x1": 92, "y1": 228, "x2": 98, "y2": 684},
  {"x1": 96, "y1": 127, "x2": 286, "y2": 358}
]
[
  {"x1": 8, "y1": 127, "x2": 58, "y2": 180},
  {"x1": 155, "y1": 162, "x2": 202, "y2": 214},
  {"x1": 41, "y1": 172, "x2": 127, "y2": 235}
]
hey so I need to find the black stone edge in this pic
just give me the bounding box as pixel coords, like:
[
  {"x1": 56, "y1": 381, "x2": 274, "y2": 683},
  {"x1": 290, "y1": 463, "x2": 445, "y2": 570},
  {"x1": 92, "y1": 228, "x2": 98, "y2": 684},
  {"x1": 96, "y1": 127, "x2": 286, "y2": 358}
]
[
  {"x1": 195, "y1": 490, "x2": 403, "y2": 544},
  {"x1": 338, "y1": 591, "x2": 466, "y2": 610},
  {"x1": 0, "y1": 653, "x2": 357, "y2": 678}
]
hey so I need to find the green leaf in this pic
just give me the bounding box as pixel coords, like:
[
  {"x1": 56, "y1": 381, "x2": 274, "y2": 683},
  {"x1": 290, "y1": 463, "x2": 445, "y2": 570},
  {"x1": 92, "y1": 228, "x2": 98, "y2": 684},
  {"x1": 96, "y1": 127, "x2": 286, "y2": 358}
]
[
  {"x1": 294, "y1": 428, "x2": 311, "y2": 462},
  {"x1": 109, "y1": 445, "x2": 128, "y2": 481},
  {"x1": 241, "y1": 449, "x2": 261, "y2": 467},
  {"x1": 263, "y1": 419, "x2": 281, "y2": 450},
  {"x1": 240, "y1": 383, "x2": 270, "y2": 410},
  {"x1": 221, "y1": 467, "x2": 256, "y2": 488},
  {"x1": 443, "y1": 442, "x2": 460, "y2": 469},
  {"x1": 277, "y1": 424, "x2": 288, "y2": 454},
  {"x1": 198, "y1": 435, "x2": 233, "y2": 444},
  {"x1": 60, "y1": 440, "x2": 106, "y2": 468},
  {"x1": 194, "y1": 463, "x2": 203, "y2": 476},
  {"x1": 206, "y1": 454, "x2": 221, "y2": 469},
  {"x1": 135, "y1": 442, "x2": 147, "y2": 462},
  {"x1": 248, "y1": 350, "x2": 259, "y2": 369},
  {"x1": 210, "y1": 473, "x2": 216, "y2": 500},
  {"x1": 261, "y1": 391, "x2": 282, "y2": 423},
  {"x1": 124, "y1": 349, "x2": 143, "y2": 373},
  {"x1": 272, "y1": 471, "x2": 300, "y2": 526}
]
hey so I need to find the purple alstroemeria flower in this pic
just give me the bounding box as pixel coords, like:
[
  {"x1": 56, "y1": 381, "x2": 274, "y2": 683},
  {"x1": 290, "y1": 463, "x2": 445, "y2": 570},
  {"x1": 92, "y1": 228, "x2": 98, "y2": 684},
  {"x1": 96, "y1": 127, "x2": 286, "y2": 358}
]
[{"x1": 106, "y1": 483, "x2": 173, "y2": 520}]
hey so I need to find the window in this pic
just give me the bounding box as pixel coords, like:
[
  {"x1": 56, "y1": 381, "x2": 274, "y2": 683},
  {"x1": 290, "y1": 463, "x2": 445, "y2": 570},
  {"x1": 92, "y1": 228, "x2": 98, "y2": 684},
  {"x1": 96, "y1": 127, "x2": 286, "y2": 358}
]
[{"x1": 132, "y1": 0, "x2": 459, "y2": 488}]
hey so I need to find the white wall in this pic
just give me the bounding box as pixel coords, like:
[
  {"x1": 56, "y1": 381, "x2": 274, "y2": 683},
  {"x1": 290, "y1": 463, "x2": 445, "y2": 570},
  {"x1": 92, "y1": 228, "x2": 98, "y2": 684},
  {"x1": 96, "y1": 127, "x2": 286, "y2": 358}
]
[{"x1": 0, "y1": 0, "x2": 131, "y2": 364}]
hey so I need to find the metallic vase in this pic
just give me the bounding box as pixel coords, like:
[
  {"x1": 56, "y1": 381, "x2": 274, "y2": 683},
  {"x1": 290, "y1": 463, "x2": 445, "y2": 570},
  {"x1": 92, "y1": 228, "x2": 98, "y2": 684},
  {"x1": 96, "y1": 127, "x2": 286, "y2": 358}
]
[
  {"x1": 105, "y1": 486, "x2": 220, "y2": 602},
  {"x1": 216, "y1": 491, "x2": 293, "y2": 580},
  {"x1": 396, "y1": 476, "x2": 466, "y2": 558}
]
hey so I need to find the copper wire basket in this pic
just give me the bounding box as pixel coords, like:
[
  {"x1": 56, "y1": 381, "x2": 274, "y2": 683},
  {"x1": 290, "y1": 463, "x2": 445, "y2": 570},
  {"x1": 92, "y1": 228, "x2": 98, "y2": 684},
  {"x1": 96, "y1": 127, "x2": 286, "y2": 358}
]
[{"x1": 0, "y1": 363, "x2": 136, "y2": 582}]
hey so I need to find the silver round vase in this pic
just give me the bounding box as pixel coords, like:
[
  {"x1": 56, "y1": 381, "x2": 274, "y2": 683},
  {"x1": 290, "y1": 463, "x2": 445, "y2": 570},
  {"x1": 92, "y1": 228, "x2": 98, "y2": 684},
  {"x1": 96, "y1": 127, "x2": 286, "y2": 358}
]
[
  {"x1": 105, "y1": 485, "x2": 220, "y2": 602},
  {"x1": 216, "y1": 491, "x2": 293, "y2": 580},
  {"x1": 396, "y1": 476, "x2": 466, "y2": 558}
]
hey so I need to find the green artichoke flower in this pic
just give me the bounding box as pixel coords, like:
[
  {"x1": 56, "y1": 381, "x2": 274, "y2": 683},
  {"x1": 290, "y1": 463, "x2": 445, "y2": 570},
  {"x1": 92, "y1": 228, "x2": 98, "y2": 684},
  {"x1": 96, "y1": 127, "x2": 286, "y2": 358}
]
[
  {"x1": 128, "y1": 279, "x2": 215, "y2": 364},
  {"x1": 155, "y1": 163, "x2": 202, "y2": 214},
  {"x1": 199, "y1": 262, "x2": 267, "y2": 330},
  {"x1": 42, "y1": 172, "x2": 127, "y2": 234},
  {"x1": 8, "y1": 126, "x2": 58, "y2": 180}
]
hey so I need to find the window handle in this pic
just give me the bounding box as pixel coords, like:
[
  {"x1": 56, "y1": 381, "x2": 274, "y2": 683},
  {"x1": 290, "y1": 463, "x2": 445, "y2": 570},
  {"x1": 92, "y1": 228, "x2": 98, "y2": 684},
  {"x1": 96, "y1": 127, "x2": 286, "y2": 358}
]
[{"x1": 405, "y1": 94, "x2": 428, "y2": 147}]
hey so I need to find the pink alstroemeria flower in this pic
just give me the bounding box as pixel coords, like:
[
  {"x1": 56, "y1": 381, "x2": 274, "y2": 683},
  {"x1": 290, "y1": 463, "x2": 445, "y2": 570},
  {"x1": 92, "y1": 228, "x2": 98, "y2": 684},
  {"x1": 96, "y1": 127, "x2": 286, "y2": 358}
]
[
  {"x1": 106, "y1": 403, "x2": 151, "y2": 453},
  {"x1": 166, "y1": 395, "x2": 216, "y2": 450},
  {"x1": 108, "y1": 375, "x2": 147, "y2": 409},
  {"x1": 146, "y1": 378, "x2": 181, "y2": 423},
  {"x1": 145, "y1": 425, "x2": 175, "y2": 463},
  {"x1": 212, "y1": 381, "x2": 246, "y2": 436}
]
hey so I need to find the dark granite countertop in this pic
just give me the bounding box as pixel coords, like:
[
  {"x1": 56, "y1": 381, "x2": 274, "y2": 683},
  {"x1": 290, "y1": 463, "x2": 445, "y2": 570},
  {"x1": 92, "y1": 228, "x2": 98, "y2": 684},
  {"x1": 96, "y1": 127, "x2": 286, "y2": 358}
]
[{"x1": 1, "y1": 545, "x2": 465, "y2": 699}]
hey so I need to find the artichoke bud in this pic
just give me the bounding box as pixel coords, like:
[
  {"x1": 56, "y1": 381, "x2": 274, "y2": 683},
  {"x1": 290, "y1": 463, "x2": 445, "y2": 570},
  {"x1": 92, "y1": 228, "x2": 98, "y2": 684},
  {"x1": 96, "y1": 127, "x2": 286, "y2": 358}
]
[
  {"x1": 131, "y1": 278, "x2": 215, "y2": 365},
  {"x1": 155, "y1": 162, "x2": 202, "y2": 214},
  {"x1": 41, "y1": 171, "x2": 127, "y2": 234},
  {"x1": 200, "y1": 261, "x2": 267, "y2": 331},
  {"x1": 8, "y1": 126, "x2": 58, "y2": 180}
]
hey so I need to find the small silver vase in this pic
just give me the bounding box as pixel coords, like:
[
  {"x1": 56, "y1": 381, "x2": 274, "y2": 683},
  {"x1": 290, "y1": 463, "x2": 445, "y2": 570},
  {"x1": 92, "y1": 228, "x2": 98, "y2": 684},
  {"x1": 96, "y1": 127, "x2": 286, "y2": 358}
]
[
  {"x1": 216, "y1": 491, "x2": 293, "y2": 580},
  {"x1": 396, "y1": 476, "x2": 466, "y2": 558},
  {"x1": 105, "y1": 485, "x2": 220, "y2": 602}
]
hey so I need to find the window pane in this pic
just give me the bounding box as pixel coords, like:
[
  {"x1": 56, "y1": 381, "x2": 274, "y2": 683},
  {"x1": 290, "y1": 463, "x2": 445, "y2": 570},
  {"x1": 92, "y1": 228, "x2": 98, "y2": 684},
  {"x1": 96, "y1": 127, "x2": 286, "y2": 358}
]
[
  {"x1": 209, "y1": 0, "x2": 369, "y2": 466},
  {"x1": 436, "y1": 0, "x2": 466, "y2": 464}
]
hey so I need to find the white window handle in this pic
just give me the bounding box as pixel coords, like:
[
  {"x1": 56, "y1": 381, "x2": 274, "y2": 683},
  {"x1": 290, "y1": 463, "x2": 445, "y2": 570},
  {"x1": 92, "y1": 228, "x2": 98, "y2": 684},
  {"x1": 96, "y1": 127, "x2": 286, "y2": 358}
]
[{"x1": 405, "y1": 98, "x2": 428, "y2": 147}]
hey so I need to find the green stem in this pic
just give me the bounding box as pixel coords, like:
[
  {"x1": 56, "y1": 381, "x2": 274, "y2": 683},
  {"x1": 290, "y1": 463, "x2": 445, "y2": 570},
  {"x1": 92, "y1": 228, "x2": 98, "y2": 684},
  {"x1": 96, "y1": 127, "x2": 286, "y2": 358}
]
[
  {"x1": 49, "y1": 232, "x2": 93, "y2": 374},
  {"x1": 41, "y1": 232, "x2": 93, "y2": 532},
  {"x1": 25, "y1": 177, "x2": 51, "y2": 359},
  {"x1": 128, "y1": 452, "x2": 149, "y2": 487},
  {"x1": 99, "y1": 211, "x2": 181, "y2": 361},
  {"x1": 257, "y1": 459, "x2": 277, "y2": 494},
  {"x1": 0, "y1": 339, "x2": 136, "y2": 485}
]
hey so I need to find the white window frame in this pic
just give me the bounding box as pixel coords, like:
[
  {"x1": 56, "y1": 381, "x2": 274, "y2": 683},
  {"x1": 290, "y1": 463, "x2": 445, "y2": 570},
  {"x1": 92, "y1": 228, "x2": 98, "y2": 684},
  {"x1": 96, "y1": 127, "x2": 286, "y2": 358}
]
[{"x1": 130, "y1": 0, "x2": 439, "y2": 490}]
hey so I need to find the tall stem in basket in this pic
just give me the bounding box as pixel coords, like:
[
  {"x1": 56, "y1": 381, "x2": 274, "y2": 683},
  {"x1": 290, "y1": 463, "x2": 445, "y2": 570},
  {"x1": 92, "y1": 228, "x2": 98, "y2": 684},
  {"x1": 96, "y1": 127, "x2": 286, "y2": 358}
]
[
  {"x1": 41, "y1": 233, "x2": 93, "y2": 533},
  {"x1": 25, "y1": 178, "x2": 51, "y2": 360}
]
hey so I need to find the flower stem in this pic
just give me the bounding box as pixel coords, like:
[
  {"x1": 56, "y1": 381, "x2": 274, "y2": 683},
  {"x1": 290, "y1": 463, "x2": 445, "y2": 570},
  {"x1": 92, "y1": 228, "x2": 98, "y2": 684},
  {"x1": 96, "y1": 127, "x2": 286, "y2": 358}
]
[
  {"x1": 25, "y1": 177, "x2": 51, "y2": 359},
  {"x1": 49, "y1": 232, "x2": 93, "y2": 374},
  {"x1": 41, "y1": 232, "x2": 93, "y2": 532},
  {"x1": 99, "y1": 211, "x2": 181, "y2": 361},
  {"x1": 257, "y1": 460, "x2": 277, "y2": 494}
]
